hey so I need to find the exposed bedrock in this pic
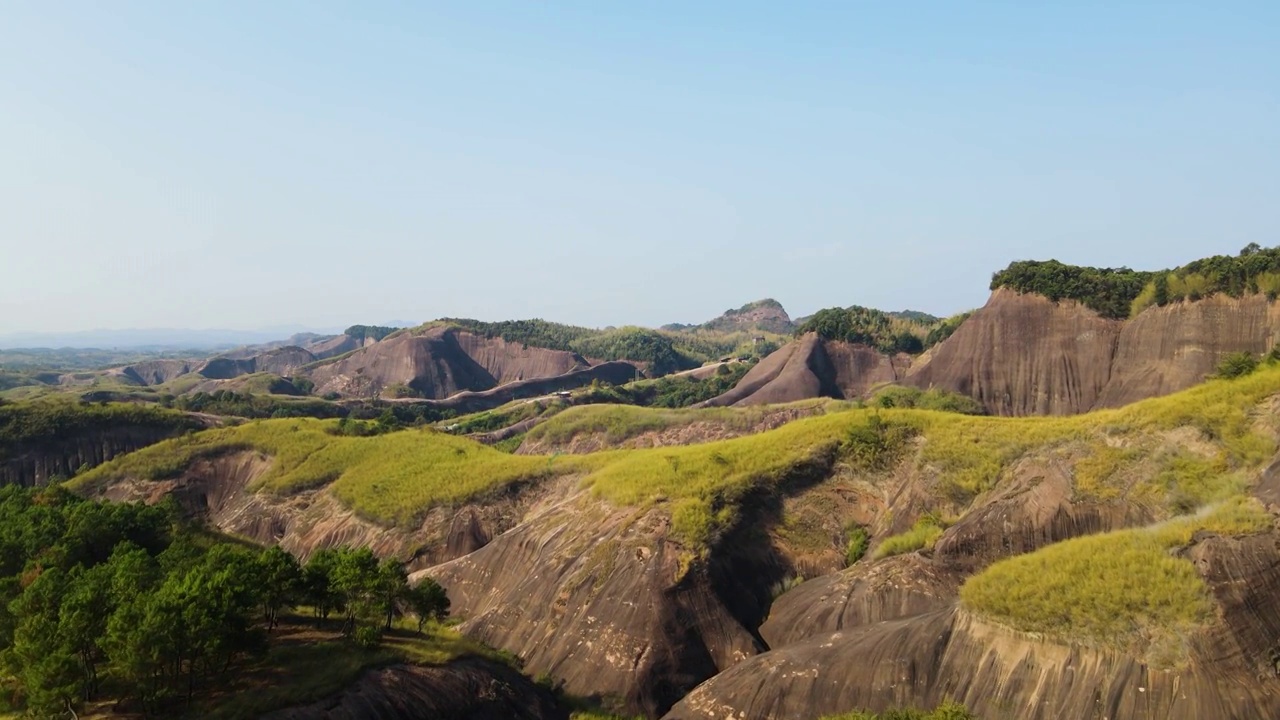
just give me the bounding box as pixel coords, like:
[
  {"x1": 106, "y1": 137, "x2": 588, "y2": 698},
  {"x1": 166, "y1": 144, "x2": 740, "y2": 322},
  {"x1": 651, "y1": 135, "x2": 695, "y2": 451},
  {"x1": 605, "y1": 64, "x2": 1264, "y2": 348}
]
[
  {"x1": 261, "y1": 658, "x2": 567, "y2": 720},
  {"x1": 700, "y1": 332, "x2": 910, "y2": 407},
  {"x1": 908, "y1": 289, "x2": 1280, "y2": 416}
]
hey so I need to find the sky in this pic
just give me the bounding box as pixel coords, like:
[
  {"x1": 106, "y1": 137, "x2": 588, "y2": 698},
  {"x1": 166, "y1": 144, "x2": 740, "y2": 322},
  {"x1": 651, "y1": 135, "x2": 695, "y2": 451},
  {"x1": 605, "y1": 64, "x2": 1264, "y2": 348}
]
[{"x1": 2, "y1": 1, "x2": 1277, "y2": 335}]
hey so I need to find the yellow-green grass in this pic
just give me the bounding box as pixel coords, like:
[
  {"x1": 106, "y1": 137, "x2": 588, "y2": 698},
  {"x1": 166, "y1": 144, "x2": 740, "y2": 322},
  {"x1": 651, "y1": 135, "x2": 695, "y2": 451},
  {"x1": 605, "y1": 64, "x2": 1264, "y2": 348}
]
[
  {"x1": 524, "y1": 399, "x2": 829, "y2": 448},
  {"x1": 960, "y1": 497, "x2": 1273, "y2": 655},
  {"x1": 819, "y1": 702, "x2": 975, "y2": 720},
  {"x1": 77, "y1": 366, "x2": 1280, "y2": 548},
  {"x1": 873, "y1": 517, "x2": 947, "y2": 559},
  {"x1": 73, "y1": 419, "x2": 575, "y2": 527}
]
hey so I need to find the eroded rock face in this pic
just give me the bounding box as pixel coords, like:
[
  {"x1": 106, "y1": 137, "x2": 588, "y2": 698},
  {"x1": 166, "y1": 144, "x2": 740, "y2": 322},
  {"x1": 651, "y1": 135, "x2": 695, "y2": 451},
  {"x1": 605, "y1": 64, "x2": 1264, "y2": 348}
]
[
  {"x1": 908, "y1": 290, "x2": 1280, "y2": 416},
  {"x1": 309, "y1": 327, "x2": 593, "y2": 399},
  {"x1": 666, "y1": 602, "x2": 1280, "y2": 720},
  {"x1": 418, "y1": 494, "x2": 772, "y2": 718},
  {"x1": 762, "y1": 457, "x2": 1154, "y2": 649},
  {"x1": 1, "y1": 421, "x2": 206, "y2": 488},
  {"x1": 668, "y1": 468, "x2": 1280, "y2": 720},
  {"x1": 261, "y1": 659, "x2": 567, "y2": 720},
  {"x1": 114, "y1": 359, "x2": 200, "y2": 385},
  {"x1": 94, "y1": 451, "x2": 560, "y2": 568},
  {"x1": 905, "y1": 289, "x2": 1124, "y2": 416},
  {"x1": 1097, "y1": 294, "x2": 1280, "y2": 408},
  {"x1": 700, "y1": 333, "x2": 910, "y2": 407}
]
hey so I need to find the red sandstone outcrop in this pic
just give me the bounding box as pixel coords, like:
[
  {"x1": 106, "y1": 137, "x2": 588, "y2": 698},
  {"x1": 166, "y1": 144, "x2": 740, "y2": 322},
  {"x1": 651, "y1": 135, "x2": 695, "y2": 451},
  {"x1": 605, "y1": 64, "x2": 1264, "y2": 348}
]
[
  {"x1": 700, "y1": 333, "x2": 910, "y2": 407},
  {"x1": 908, "y1": 289, "x2": 1280, "y2": 415},
  {"x1": 308, "y1": 326, "x2": 596, "y2": 399}
]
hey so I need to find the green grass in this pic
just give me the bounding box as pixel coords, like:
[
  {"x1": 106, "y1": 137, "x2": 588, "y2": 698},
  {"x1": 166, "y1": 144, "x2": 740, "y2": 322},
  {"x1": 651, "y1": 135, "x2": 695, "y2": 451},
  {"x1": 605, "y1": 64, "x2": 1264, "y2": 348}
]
[
  {"x1": 74, "y1": 419, "x2": 573, "y2": 527},
  {"x1": 524, "y1": 400, "x2": 827, "y2": 449},
  {"x1": 960, "y1": 497, "x2": 1272, "y2": 657},
  {"x1": 873, "y1": 516, "x2": 946, "y2": 559},
  {"x1": 77, "y1": 366, "x2": 1280, "y2": 550}
]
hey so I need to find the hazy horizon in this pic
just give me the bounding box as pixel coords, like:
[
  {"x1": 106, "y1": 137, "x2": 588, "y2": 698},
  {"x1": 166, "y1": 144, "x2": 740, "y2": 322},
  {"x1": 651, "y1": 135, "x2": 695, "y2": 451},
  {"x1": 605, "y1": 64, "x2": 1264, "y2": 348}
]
[{"x1": 3, "y1": 2, "x2": 1276, "y2": 334}]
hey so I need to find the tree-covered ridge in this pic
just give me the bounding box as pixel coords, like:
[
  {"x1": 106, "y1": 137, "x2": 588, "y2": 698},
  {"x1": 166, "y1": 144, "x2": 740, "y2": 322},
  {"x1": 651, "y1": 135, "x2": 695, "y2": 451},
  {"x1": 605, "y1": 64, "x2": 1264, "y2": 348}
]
[
  {"x1": 436, "y1": 318, "x2": 780, "y2": 376},
  {"x1": 888, "y1": 309, "x2": 941, "y2": 324},
  {"x1": 989, "y1": 260, "x2": 1154, "y2": 319},
  {"x1": 0, "y1": 400, "x2": 201, "y2": 451},
  {"x1": 991, "y1": 244, "x2": 1280, "y2": 319},
  {"x1": 342, "y1": 325, "x2": 401, "y2": 343},
  {"x1": 795, "y1": 306, "x2": 950, "y2": 354},
  {"x1": 0, "y1": 486, "x2": 451, "y2": 718}
]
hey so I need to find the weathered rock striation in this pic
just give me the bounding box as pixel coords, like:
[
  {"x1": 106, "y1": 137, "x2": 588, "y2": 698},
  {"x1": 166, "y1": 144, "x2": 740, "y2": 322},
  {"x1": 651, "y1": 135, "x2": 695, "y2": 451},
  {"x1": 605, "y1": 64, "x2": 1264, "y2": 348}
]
[
  {"x1": 700, "y1": 333, "x2": 910, "y2": 407},
  {"x1": 1, "y1": 417, "x2": 208, "y2": 488},
  {"x1": 908, "y1": 289, "x2": 1280, "y2": 415},
  {"x1": 262, "y1": 659, "x2": 566, "y2": 720},
  {"x1": 308, "y1": 326, "x2": 602, "y2": 399}
]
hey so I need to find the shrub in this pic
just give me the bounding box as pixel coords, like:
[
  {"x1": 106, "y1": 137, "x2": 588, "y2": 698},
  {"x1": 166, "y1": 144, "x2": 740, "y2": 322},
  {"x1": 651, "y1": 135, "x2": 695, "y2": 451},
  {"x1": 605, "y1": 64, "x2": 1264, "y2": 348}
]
[
  {"x1": 841, "y1": 414, "x2": 918, "y2": 471},
  {"x1": 1215, "y1": 352, "x2": 1259, "y2": 379},
  {"x1": 844, "y1": 525, "x2": 870, "y2": 566},
  {"x1": 872, "y1": 386, "x2": 985, "y2": 415}
]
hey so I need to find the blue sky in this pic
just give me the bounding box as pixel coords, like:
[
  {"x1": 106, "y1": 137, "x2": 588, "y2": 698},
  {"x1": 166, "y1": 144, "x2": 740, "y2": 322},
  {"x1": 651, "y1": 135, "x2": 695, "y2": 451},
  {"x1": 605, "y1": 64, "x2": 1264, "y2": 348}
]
[{"x1": 2, "y1": 1, "x2": 1277, "y2": 333}]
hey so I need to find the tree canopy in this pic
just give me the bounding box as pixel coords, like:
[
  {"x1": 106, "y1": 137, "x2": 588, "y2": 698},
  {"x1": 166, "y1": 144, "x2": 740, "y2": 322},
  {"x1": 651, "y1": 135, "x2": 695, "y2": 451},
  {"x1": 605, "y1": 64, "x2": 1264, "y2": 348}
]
[
  {"x1": 0, "y1": 486, "x2": 447, "y2": 717},
  {"x1": 794, "y1": 306, "x2": 944, "y2": 354},
  {"x1": 992, "y1": 245, "x2": 1280, "y2": 319}
]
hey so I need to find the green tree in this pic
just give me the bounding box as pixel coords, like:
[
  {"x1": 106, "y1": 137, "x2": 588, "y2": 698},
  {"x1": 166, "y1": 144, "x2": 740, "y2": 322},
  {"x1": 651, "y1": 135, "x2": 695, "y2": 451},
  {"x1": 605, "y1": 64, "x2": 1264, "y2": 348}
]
[
  {"x1": 5, "y1": 568, "x2": 81, "y2": 716},
  {"x1": 1153, "y1": 274, "x2": 1170, "y2": 306},
  {"x1": 1215, "y1": 351, "x2": 1259, "y2": 379},
  {"x1": 331, "y1": 547, "x2": 381, "y2": 638},
  {"x1": 301, "y1": 548, "x2": 344, "y2": 624},
  {"x1": 257, "y1": 546, "x2": 302, "y2": 630},
  {"x1": 59, "y1": 563, "x2": 114, "y2": 699},
  {"x1": 405, "y1": 577, "x2": 451, "y2": 634},
  {"x1": 376, "y1": 558, "x2": 408, "y2": 631}
]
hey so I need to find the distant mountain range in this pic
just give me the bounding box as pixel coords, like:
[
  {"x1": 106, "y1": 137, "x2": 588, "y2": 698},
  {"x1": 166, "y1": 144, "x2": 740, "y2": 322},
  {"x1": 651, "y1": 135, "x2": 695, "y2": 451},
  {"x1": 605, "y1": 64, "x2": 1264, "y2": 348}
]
[{"x1": 0, "y1": 327, "x2": 346, "y2": 351}]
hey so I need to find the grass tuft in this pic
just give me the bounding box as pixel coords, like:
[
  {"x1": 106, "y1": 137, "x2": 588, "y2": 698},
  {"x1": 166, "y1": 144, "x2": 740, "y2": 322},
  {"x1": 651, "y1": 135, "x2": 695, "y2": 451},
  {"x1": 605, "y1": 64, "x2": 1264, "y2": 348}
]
[{"x1": 960, "y1": 497, "x2": 1272, "y2": 656}]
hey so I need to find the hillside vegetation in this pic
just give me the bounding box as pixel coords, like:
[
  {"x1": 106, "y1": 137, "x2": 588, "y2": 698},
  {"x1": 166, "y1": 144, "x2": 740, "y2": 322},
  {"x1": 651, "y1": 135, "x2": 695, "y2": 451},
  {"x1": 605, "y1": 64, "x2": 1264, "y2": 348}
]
[
  {"x1": 0, "y1": 485, "x2": 465, "y2": 718},
  {"x1": 78, "y1": 365, "x2": 1280, "y2": 555},
  {"x1": 0, "y1": 399, "x2": 202, "y2": 451},
  {"x1": 961, "y1": 496, "x2": 1271, "y2": 661},
  {"x1": 991, "y1": 243, "x2": 1280, "y2": 319},
  {"x1": 796, "y1": 306, "x2": 955, "y2": 354},
  {"x1": 429, "y1": 317, "x2": 785, "y2": 376},
  {"x1": 74, "y1": 421, "x2": 567, "y2": 527}
]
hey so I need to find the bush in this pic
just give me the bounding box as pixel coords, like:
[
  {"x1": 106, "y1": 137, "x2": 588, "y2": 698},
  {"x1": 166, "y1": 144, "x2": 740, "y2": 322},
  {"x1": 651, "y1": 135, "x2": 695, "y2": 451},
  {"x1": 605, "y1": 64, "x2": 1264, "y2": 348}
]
[
  {"x1": 1215, "y1": 352, "x2": 1259, "y2": 379},
  {"x1": 873, "y1": 386, "x2": 985, "y2": 415},
  {"x1": 841, "y1": 414, "x2": 918, "y2": 471},
  {"x1": 844, "y1": 525, "x2": 870, "y2": 566},
  {"x1": 1000, "y1": 245, "x2": 1280, "y2": 319}
]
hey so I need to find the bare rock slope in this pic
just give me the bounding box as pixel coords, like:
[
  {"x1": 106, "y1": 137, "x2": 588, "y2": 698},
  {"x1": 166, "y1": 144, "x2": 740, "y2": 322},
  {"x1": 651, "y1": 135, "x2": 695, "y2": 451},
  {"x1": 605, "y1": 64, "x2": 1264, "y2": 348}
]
[
  {"x1": 908, "y1": 289, "x2": 1280, "y2": 415},
  {"x1": 308, "y1": 326, "x2": 616, "y2": 399},
  {"x1": 700, "y1": 332, "x2": 910, "y2": 407}
]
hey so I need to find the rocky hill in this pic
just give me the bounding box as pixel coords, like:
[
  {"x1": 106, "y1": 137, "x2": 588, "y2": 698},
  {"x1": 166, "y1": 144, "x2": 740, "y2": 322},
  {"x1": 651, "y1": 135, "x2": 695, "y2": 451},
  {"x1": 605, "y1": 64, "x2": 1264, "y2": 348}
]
[
  {"x1": 0, "y1": 401, "x2": 210, "y2": 487},
  {"x1": 695, "y1": 299, "x2": 795, "y2": 335},
  {"x1": 905, "y1": 288, "x2": 1280, "y2": 415},
  {"x1": 73, "y1": 364, "x2": 1280, "y2": 718},
  {"x1": 698, "y1": 332, "x2": 912, "y2": 407},
  {"x1": 306, "y1": 325, "x2": 617, "y2": 399}
]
